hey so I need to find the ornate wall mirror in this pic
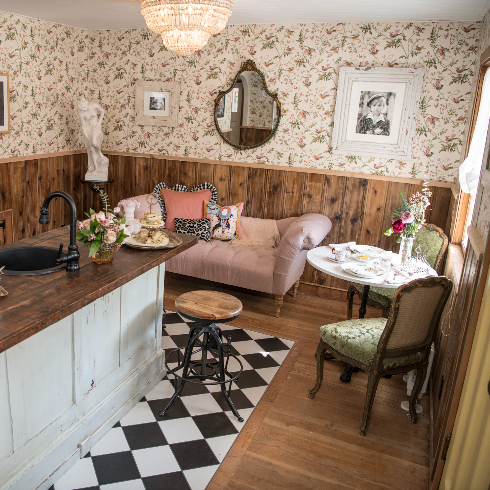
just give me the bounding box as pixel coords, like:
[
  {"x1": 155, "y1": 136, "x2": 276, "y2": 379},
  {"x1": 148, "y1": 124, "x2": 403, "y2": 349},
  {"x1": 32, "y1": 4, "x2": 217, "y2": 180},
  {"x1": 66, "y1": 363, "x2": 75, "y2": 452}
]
[{"x1": 214, "y1": 60, "x2": 281, "y2": 150}]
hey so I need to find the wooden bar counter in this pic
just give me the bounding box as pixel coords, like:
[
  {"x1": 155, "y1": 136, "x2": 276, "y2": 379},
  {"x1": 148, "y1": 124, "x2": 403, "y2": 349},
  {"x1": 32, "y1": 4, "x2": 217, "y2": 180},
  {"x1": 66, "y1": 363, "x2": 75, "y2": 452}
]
[{"x1": 0, "y1": 227, "x2": 197, "y2": 490}]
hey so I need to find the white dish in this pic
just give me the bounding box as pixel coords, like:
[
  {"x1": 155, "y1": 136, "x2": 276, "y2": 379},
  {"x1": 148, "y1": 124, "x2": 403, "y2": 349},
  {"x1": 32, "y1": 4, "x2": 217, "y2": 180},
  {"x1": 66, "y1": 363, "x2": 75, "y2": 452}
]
[
  {"x1": 350, "y1": 245, "x2": 385, "y2": 256},
  {"x1": 341, "y1": 263, "x2": 384, "y2": 278}
]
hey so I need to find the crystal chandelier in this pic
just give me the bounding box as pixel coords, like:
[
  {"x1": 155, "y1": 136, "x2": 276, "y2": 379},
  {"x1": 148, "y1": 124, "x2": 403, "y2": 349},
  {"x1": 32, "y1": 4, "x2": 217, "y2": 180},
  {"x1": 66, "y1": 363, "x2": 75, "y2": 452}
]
[{"x1": 141, "y1": 0, "x2": 234, "y2": 57}]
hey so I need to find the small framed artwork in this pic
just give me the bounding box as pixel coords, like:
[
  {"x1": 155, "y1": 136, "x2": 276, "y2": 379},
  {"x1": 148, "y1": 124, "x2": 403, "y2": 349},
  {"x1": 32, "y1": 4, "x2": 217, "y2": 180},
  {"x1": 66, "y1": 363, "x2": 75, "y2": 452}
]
[
  {"x1": 0, "y1": 74, "x2": 9, "y2": 133},
  {"x1": 216, "y1": 96, "x2": 225, "y2": 119},
  {"x1": 135, "y1": 81, "x2": 180, "y2": 127},
  {"x1": 331, "y1": 67, "x2": 425, "y2": 160}
]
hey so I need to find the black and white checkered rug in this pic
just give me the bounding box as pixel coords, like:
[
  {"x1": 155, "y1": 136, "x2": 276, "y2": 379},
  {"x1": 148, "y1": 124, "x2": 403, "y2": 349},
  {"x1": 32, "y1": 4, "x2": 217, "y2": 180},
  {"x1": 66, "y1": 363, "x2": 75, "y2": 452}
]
[{"x1": 51, "y1": 312, "x2": 294, "y2": 490}]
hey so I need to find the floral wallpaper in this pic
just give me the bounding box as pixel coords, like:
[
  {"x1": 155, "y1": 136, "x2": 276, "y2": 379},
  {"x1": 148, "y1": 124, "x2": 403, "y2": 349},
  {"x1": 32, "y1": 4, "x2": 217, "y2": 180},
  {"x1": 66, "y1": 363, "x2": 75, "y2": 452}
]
[
  {"x1": 87, "y1": 21, "x2": 479, "y2": 182},
  {"x1": 0, "y1": 12, "x2": 89, "y2": 157},
  {"x1": 247, "y1": 71, "x2": 274, "y2": 128},
  {"x1": 0, "y1": 12, "x2": 481, "y2": 184}
]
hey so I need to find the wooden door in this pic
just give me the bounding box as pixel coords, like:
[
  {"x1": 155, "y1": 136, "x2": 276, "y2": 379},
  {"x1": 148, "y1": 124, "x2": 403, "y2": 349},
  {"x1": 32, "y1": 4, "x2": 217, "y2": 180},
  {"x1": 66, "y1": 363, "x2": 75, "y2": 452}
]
[{"x1": 430, "y1": 227, "x2": 489, "y2": 488}]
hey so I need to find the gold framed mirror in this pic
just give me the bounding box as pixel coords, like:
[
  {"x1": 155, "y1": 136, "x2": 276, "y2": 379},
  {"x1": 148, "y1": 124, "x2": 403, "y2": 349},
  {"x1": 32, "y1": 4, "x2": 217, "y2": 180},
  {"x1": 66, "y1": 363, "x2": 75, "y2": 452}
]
[{"x1": 214, "y1": 60, "x2": 281, "y2": 150}]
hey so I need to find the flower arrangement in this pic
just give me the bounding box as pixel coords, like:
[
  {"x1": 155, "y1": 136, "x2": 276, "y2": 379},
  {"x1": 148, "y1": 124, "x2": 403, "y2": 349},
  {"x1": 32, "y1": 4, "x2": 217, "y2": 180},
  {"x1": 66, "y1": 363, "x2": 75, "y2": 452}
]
[
  {"x1": 117, "y1": 197, "x2": 141, "y2": 212},
  {"x1": 384, "y1": 181, "x2": 432, "y2": 241},
  {"x1": 76, "y1": 186, "x2": 129, "y2": 258}
]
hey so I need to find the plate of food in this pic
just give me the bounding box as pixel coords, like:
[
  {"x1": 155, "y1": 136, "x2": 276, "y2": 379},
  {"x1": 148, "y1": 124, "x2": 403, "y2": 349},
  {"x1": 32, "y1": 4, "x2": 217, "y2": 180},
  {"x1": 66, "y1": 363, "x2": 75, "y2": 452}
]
[
  {"x1": 124, "y1": 228, "x2": 182, "y2": 249},
  {"x1": 352, "y1": 253, "x2": 375, "y2": 263},
  {"x1": 341, "y1": 263, "x2": 383, "y2": 278},
  {"x1": 138, "y1": 212, "x2": 164, "y2": 228},
  {"x1": 350, "y1": 245, "x2": 385, "y2": 256}
]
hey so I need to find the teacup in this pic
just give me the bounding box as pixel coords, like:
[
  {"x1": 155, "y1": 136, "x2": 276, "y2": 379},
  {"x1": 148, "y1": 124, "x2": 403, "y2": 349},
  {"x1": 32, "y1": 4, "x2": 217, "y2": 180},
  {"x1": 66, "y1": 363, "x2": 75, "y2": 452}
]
[{"x1": 335, "y1": 249, "x2": 348, "y2": 262}]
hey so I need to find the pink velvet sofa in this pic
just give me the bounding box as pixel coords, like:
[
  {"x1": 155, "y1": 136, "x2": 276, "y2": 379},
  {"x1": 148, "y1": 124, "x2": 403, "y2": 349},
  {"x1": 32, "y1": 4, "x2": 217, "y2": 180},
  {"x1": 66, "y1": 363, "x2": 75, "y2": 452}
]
[
  {"x1": 166, "y1": 214, "x2": 332, "y2": 316},
  {"x1": 121, "y1": 195, "x2": 332, "y2": 317}
]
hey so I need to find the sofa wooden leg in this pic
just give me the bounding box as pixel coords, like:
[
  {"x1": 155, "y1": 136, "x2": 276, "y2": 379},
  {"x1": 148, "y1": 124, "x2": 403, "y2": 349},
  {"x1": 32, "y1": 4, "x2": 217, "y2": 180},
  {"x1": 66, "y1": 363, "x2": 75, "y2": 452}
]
[
  {"x1": 292, "y1": 279, "x2": 300, "y2": 298},
  {"x1": 275, "y1": 295, "x2": 284, "y2": 318}
]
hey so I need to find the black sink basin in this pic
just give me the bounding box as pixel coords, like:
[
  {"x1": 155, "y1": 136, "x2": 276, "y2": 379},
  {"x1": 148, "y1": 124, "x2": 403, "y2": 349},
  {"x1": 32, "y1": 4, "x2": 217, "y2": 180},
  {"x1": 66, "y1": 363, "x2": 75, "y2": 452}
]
[{"x1": 0, "y1": 246, "x2": 66, "y2": 275}]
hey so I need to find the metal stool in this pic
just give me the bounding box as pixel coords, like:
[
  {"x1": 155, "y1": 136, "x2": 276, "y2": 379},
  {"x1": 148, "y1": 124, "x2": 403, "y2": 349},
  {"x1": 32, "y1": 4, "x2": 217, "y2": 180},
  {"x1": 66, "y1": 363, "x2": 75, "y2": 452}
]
[{"x1": 160, "y1": 290, "x2": 244, "y2": 422}]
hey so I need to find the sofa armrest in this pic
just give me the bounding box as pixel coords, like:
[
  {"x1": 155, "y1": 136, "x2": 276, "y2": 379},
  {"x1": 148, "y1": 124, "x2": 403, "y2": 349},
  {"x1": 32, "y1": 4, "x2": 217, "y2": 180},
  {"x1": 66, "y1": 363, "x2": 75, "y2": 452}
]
[{"x1": 273, "y1": 214, "x2": 332, "y2": 295}]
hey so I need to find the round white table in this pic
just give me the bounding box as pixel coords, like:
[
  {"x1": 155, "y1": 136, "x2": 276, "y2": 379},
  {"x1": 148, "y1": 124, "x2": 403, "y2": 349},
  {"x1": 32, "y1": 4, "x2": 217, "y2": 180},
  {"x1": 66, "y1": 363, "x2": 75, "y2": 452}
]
[{"x1": 307, "y1": 246, "x2": 437, "y2": 381}]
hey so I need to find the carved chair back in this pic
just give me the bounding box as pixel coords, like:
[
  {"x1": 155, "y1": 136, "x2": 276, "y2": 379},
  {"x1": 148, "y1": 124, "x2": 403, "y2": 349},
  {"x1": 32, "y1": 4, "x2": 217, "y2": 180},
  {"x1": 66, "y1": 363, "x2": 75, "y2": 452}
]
[
  {"x1": 371, "y1": 276, "x2": 453, "y2": 371},
  {"x1": 413, "y1": 223, "x2": 448, "y2": 274}
]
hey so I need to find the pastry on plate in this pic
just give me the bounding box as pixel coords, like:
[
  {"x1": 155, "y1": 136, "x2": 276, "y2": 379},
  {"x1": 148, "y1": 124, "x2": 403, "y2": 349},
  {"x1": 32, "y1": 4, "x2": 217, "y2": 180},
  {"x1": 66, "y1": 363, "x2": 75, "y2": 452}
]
[{"x1": 139, "y1": 212, "x2": 163, "y2": 227}]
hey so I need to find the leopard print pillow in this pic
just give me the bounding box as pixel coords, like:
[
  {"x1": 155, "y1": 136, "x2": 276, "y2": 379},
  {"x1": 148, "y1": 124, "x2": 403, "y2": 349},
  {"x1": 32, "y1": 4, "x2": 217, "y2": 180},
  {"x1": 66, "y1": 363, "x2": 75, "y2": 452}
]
[{"x1": 174, "y1": 218, "x2": 211, "y2": 242}]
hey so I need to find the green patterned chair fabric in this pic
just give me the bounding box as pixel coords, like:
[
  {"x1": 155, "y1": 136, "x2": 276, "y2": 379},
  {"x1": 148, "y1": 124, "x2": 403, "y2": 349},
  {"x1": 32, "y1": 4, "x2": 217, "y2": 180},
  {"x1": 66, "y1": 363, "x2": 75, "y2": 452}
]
[
  {"x1": 347, "y1": 224, "x2": 448, "y2": 318},
  {"x1": 310, "y1": 276, "x2": 453, "y2": 436},
  {"x1": 320, "y1": 318, "x2": 422, "y2": 369}
]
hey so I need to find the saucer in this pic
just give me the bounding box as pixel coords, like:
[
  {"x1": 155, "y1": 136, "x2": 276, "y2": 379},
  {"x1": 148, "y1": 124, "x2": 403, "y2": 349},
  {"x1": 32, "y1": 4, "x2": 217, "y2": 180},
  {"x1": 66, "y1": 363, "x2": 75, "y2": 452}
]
[{"x1": 341, "y1": 263, "x2": 384, "y2": 278}]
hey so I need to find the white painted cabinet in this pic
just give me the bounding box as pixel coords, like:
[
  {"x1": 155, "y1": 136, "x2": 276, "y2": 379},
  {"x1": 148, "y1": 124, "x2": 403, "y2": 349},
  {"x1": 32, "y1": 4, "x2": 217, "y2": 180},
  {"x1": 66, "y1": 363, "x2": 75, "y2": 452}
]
[{"x1": 0, "y1": 264, "x2": 166, "y2": 490}]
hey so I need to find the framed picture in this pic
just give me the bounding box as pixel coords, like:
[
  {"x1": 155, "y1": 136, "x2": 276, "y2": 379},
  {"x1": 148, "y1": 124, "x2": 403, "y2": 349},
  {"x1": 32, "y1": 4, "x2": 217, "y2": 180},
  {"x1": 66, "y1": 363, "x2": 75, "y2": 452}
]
[
  {"x1": 135, "y1": 81, "x2": 180, "y2": 127},
  {"x1": 331, "y1": 67, "x2": 425, "y2": 160},
  {"x1": 0, "y1": 74, "x2": 9, "y2": 133},
  {"x1": 216, "y1": 96, "x2": 225, "y2": 119}
]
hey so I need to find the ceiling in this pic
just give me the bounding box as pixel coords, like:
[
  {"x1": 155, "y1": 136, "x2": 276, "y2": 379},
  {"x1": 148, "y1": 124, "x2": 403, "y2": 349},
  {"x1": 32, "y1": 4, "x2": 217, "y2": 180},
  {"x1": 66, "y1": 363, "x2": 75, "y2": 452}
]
[{"x1": 0, "y1": 0, "x2": 489, "y2": 30}]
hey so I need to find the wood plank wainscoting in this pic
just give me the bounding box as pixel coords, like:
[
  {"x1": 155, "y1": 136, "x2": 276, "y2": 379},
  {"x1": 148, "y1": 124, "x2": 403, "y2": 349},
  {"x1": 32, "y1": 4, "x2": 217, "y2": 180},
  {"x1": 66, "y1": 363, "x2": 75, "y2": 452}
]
[{"x1": 0, "y1": 150, "x2": 454, "y2": 291}]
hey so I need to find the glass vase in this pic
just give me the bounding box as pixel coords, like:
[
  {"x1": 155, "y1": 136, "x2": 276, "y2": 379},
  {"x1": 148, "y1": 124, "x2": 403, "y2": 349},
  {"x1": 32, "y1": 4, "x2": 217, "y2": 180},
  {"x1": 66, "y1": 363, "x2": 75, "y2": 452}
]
[
  {"x1": 399, "y1": 236, "x2": 414, "y2": 264},
  {"x1": 92, "y1": 243, "x2": 119, "y2": 264}
]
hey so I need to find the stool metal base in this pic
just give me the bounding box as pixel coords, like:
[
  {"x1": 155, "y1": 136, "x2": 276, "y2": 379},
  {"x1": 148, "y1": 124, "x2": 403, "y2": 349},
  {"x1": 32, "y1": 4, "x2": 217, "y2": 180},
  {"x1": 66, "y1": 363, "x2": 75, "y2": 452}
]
[{"x1": 160, "y1": 321, "x2": 244, "y2": 422}]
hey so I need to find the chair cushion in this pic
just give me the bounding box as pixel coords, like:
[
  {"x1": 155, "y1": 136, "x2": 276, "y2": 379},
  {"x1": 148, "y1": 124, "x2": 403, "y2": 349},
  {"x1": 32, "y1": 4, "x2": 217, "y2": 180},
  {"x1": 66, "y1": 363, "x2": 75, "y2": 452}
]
[
  {"x1": 351, "y1": 282, "x2": 395, "y2": 307},
  {"x1": 320, "y1": 318, "x2": 423, "y2": 369}
]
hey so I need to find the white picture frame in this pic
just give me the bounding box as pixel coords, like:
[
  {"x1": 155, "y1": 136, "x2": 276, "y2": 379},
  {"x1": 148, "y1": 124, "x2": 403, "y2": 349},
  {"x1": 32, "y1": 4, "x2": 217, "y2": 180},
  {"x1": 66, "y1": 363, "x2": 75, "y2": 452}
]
[
  {"x1": 135, "y1": 80, "x2": 180, "y2": 127},
  {"x1": 331, "y1": 67, "x2": 425, "y2": 161}
]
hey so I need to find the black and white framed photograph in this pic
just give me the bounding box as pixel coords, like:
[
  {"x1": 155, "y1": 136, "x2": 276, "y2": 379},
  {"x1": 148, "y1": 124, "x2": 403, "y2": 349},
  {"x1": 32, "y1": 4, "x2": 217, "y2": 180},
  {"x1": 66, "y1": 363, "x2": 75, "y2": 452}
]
[
  {"x1": 331, "y1": 67, "x2": 425, "y2": 160},
  {"x1": 0, "y1": 74, "x2": 9, "y2": 133},
  {"x1": 135, "y1": 81, "x2": 180, "y2": 127}
]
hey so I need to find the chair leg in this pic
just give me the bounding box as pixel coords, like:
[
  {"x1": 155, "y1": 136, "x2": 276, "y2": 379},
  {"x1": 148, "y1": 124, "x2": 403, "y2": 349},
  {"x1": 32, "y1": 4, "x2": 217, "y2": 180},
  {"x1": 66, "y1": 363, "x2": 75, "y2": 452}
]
[
  {"x1": 408, "y1": 365, "x2": 428, "y2": 424},
  {"x1": 275, "y1": 295, "x2": 283, "y2": 318},
  {"x1": 308, "y1": 341, "x2": 328, "y2": 399},
  {"x1": 347, "y1": 287, "x2": 356, "y2": 320},
  {"x1": 360, "y1": 372, "x2": 381, "y2": 436},
  {"x1": 292, "y1": 279, "x2": 300, "y2": 298}
]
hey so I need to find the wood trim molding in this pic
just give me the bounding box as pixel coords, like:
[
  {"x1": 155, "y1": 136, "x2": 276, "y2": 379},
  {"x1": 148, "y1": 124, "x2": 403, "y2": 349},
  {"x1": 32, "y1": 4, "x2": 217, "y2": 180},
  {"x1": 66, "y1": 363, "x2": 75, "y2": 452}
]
[
  {"x1": 0, "y1": 149, "x2": 86, "y2": 164},
  {"x1": 467, "y1": 226, "x2": 485, "y2": 260},
  {"x1": 103, "y1": 150, "x2": 453, "y2": 188}
]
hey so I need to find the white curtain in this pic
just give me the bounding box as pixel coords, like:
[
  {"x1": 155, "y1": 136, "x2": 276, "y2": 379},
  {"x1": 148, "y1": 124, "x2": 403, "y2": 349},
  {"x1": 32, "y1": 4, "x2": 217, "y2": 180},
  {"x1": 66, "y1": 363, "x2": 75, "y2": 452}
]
[{"x1": 459, "y1": 69, "x2": 490, "y2": 194}]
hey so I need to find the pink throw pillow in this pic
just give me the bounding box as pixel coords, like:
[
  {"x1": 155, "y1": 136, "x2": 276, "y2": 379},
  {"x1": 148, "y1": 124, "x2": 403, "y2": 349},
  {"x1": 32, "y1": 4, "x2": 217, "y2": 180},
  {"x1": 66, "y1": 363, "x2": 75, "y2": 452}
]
[{"x1": 160, "y1": 188, "x2": 212, "y2": 231}]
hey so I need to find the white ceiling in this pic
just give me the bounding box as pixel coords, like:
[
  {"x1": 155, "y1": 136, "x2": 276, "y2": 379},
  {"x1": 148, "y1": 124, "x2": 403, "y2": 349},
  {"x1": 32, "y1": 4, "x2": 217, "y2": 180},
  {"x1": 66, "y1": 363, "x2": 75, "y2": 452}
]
[{"x1": 0, "y1": 0, "x2": 489, "y2": 30}]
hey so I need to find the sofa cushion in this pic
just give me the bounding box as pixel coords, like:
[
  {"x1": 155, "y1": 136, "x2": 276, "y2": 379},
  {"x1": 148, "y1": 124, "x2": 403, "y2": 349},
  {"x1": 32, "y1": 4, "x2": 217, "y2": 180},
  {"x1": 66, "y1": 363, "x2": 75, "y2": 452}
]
[
  {"x1": 205, "y1": 202, "x2": 243, "y2": 240},
  {"x1": 153, "y1": 182, "x2": 218, "y2": 227},
  {"x1": 160, "y1": 188, "x2": 212, "y2": 232},
  {"x1": 166, "y1": 239, "x2": 276, "y2": 294},
  {"x1": 174, "y1": 218, "x2": 211, "y2": 241}
]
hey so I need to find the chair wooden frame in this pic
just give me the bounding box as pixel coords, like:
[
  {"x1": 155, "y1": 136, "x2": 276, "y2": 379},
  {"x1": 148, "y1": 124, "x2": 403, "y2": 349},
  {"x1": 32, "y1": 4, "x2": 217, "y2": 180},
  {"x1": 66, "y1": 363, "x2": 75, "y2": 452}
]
[
  {"x1": 347, "y1": 223, "x2": 449, "y2": 319},
  {"x1": 310, "y1": 276, "x2": 453, "y2": 436}
]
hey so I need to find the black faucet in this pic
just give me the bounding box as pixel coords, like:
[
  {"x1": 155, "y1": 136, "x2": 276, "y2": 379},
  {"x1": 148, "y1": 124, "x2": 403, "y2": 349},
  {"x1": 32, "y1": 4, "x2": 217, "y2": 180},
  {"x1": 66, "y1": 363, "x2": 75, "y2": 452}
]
[{"x1": 39, "y1": 191, "x2": 80, "y2": 272}]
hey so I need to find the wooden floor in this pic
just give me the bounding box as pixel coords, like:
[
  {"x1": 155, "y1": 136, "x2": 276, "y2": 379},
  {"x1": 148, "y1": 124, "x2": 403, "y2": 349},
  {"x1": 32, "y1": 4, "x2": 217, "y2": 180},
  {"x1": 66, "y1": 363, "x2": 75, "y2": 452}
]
[{"x1": 163, "y1": 273, "x2": 430, "y2": 490}]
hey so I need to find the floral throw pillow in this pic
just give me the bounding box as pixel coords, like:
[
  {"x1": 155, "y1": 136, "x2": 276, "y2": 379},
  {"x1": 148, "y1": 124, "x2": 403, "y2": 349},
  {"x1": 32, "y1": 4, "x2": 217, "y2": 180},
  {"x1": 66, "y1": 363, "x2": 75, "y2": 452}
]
[
  {"x1": 174, "y1": 218, "x2": 211, "y2": 241},
  {"x1": 205, "y1": 202, "x2": 244, "y2": 240}
]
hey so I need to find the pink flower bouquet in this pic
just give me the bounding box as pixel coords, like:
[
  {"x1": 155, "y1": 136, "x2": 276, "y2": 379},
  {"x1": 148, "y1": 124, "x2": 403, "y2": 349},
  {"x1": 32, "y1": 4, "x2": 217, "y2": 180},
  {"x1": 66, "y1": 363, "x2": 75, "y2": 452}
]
[
  {"x1": 384, "y1": 181, "x2": 432, "y2": 241},
  {"x1": 76, "y1": 186, "x2": 129, "y2": 257}
]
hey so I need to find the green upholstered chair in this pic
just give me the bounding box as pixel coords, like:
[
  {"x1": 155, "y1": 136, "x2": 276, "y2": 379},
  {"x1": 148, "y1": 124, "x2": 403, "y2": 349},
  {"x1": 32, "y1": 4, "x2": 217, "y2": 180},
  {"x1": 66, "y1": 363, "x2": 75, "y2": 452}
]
[
  {"x1": 347, "y1": 224, "x2": 449, "y2": 319},
  {"x1": 309, "y1": 276, "x2": 453, "y2": 436}
]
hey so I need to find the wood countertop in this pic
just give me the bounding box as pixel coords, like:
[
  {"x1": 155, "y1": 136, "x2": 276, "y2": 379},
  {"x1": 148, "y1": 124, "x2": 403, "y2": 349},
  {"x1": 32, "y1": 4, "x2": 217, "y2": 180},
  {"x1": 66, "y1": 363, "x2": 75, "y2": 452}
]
[{"x1": 0, "y1": 227, "x2": 197, "y2": 354}]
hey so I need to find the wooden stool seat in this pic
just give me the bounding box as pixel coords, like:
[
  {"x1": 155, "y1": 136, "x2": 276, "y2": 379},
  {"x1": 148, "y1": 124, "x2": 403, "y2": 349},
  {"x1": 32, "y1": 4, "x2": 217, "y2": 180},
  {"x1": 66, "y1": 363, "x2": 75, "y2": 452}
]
[{"x1": 175, "y1": 290, "x2": 242, "y2": 321}]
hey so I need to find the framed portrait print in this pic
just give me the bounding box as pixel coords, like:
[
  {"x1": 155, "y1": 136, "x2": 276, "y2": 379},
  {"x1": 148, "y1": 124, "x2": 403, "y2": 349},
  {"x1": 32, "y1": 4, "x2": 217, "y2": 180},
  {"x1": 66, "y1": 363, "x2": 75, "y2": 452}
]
[
  {"x1": 331, "y1": 67, "x2": 425, "y2": 160},
  {"x1": 0, "y1": 74, "x2": 9, "y2": 133},
  {"x1": 216, "y1": 96, "x2": 226, "y2": 119},
  {"x1": 135, "y1": 80, "x2": 180, "y2": 127}
]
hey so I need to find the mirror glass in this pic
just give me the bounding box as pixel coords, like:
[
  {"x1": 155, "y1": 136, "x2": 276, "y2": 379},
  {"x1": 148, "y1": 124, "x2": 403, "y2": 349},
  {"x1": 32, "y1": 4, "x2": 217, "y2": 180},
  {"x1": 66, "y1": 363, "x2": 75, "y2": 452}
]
[{"x1": 215, "y1": 69, "x2": 280, "y2": 149}]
